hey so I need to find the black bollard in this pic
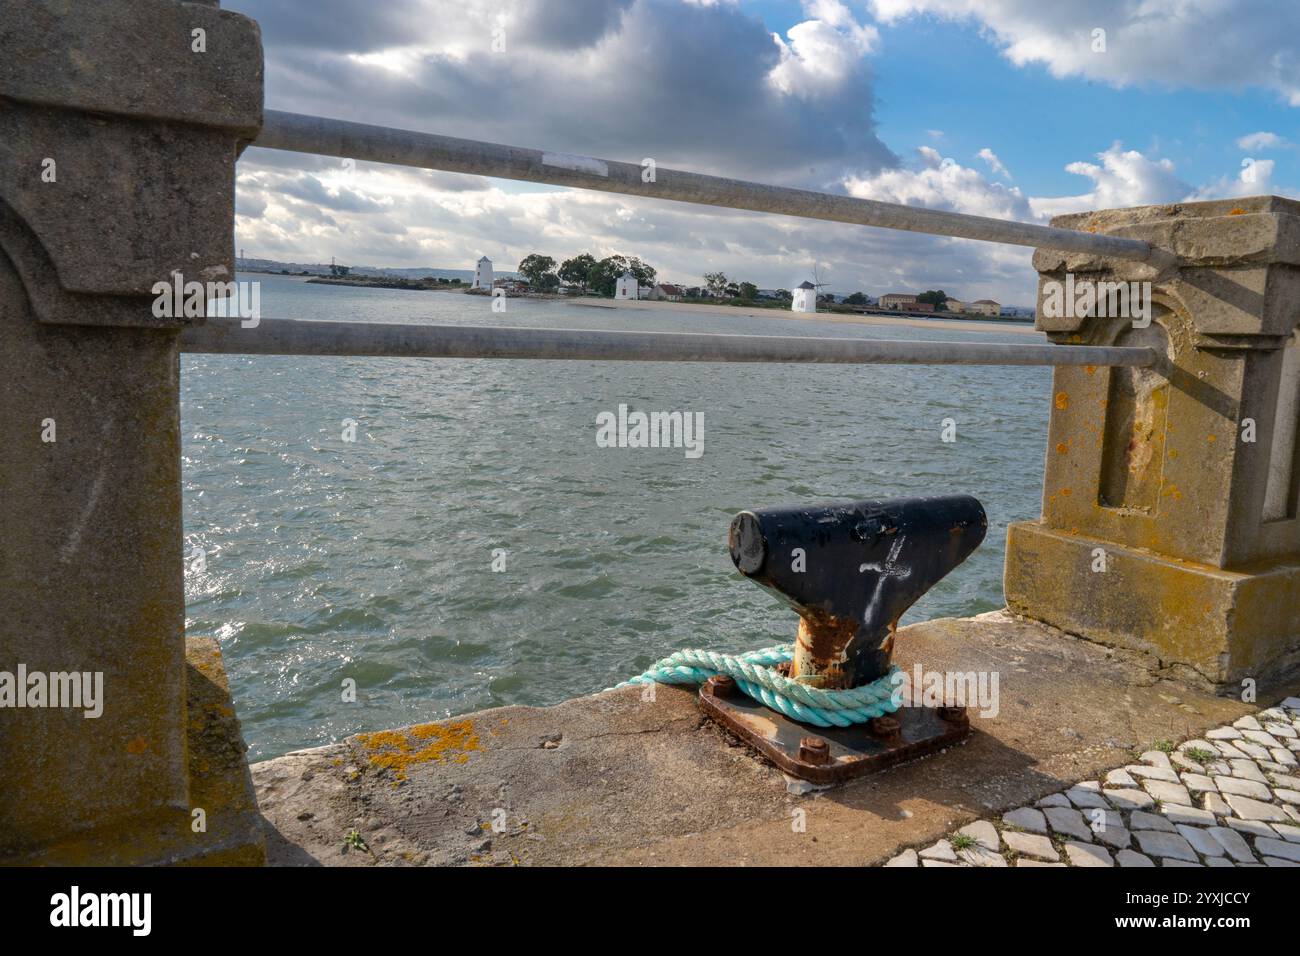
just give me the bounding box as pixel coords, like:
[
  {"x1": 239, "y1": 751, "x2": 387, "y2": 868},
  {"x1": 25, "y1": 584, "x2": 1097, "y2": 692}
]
[{"x1": 729, "y1": 495, "x2": 987, "y2": 689}]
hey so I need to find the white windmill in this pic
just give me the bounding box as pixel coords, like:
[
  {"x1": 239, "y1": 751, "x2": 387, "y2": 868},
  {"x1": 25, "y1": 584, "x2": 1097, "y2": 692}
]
[{"x1": 791, "y1": 264, "x2": 828, "y2": 313}]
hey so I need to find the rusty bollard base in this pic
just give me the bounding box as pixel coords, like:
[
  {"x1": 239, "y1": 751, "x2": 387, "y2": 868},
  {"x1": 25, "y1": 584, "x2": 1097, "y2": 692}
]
[{"x1": 699, "y1": 676, "x2": 970, "y2": 785}]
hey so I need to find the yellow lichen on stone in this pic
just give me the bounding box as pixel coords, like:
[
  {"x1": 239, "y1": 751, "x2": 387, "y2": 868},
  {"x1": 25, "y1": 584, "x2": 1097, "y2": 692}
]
[{"x1": 356, "y1": 720, "x2": 481, "y2": 780}]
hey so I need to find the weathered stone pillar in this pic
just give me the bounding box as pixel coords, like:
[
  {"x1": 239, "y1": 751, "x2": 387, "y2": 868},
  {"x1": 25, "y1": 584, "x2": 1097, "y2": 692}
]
[
  {"x1": 1006, "y1": 197, "x2": 1300, "y2": 690},
  {"x1": 0, "y1": 0, "x2": 265, "y2": 863}
]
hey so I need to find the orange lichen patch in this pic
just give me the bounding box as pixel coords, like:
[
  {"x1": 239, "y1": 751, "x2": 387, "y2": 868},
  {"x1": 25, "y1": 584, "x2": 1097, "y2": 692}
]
[
  {"x1": 357, "y1": 719, "x2": 480, "y2": 780},
  {"x1": 1162, "y1": 484, "x2": 1184, "y2": 501},
  {"x1": 126, "y1": 737, "x2": 149, "y2": 755},
  {"x1": 1168, "y1": 448, "x2": 1179, "y2": 460},
  {"x1": 1060, "y1": 488, "x2": 1072, "y2": 497},
  {"x1": 1085, "y1": 365, "x2": 1097, "y2": 376},
  {"x1": 1207, "y1": 434, "x2": 1217, "y2": 442},
  {"x1": 1228, "y1": 207, "x2": 1246, "y2": 216},
  {"x1": 1056, "y1": 442, "x2": 1069, "y2": 455},
  {"x1": 1055, "y1": 392, "x2": 1070, "y2": 409}
]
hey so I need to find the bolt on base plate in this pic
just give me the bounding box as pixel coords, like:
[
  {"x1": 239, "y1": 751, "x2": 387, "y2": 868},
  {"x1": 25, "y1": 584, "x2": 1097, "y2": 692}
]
[{"x1": 698, "y1": 675, "x2": 971, "y2": 785}]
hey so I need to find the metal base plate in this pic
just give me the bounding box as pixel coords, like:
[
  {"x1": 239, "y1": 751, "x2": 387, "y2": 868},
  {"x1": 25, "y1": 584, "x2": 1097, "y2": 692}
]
[{"x1": 699, "y1": 678, "x2": 971, "y2": 784}]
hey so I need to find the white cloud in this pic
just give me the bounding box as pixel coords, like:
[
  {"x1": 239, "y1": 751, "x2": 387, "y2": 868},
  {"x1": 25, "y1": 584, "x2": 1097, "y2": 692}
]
[
  {"x1": 977, "y1": 147, "x2": 1011, "y2": 181},
  {"x1": 845, "y1": 145, "x2": 1033, "y2": 220},
  {"x1": 867, "y1": 0, "x2": 1300, "y2": 106},
  {"x1": 1236, "y1": 131, "x2": 1288, "y2": 151},
  {"x1": 1187, "y1": 158, "x2": 1283, "y2": 200},
  {"x1": 769, "y1": 1, "x2": 880, "y2": 99},
  {"x1": 1029, "y1": 143, "x2": 1189, "y2": 220}
]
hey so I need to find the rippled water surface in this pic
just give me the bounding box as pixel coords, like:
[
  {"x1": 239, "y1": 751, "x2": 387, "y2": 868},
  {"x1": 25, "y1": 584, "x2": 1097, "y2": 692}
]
[{"x1": 183, "y1": 274, "x2": 1050, "y2": 759}]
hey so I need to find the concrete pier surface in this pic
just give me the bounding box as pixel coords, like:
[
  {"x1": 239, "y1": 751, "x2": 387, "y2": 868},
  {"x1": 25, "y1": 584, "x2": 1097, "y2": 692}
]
[{"x1": 251, "y1": 610, "x2": 1298, "y2": 866}]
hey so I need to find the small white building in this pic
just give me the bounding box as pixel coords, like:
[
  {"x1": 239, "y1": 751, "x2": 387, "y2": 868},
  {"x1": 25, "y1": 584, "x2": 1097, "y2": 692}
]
[
  {"x1": 471, "y1": 256, "x2": 493, "y2": 290},
  {"x1": 615, "y1": 271, "x2": 638, "y2": 300},
  {"x1": 791, "y1": 280, "x2": 817, "y2": 313}
]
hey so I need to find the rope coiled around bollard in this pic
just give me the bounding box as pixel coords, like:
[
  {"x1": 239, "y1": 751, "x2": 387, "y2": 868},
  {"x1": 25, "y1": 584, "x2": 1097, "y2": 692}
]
[{"x1": 609, "y1": 644, "x2": 902, "y2": 728}]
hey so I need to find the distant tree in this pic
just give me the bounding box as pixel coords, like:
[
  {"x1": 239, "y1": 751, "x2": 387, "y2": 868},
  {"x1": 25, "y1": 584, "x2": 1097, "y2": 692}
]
[
  {"x1": 775, "y1": 288, "x2": 792, "y2": 302},
  {"x1": 626, "y1": 256, "x2": 656, "y2": 288},
  {"x1": 685, "y1": 286, "x2": 703, "y2": 298},
  {"x1": 917, "y1": 289, "x2": 948, "y2": 307},
  {"x1": 724, "y1": 282, "x2": 740, "y2": 298},
  {"x1": 517, "y1": 254, "x2": 557, "y2": 289},
  {"x1": 704, "y1": 272, "x2": 728, "y2": 298},
  {"x1": 738, "y1": 282, "x2": 758, "y2": 301},
  {"x1": 845, "y1": 292, "x2": 868, "y2": 305},
  {"x1": 589, "y1": 255, "x2": 630, "y2": 296},
  {"x1": 559, "y1": 253, "x2": 597, "y2": 293}
]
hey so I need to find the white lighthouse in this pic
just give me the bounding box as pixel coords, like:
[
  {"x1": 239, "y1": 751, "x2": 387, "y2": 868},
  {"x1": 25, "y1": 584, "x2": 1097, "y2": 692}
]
[
  {"x1": 792, "y1": 280, "x2": 817, "y2": 313},
  {"x1": 614, "y1": 271, "x2": 638, "y2": 300},
  {"x1": 472, "y1": 256, "x2": 493, "y2": 290}
]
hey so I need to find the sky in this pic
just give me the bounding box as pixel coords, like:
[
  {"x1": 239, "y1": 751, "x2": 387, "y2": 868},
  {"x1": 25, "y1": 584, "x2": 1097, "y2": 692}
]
[{"x1": 228, "y1": 0, "x2": 1300, "y2": 304}]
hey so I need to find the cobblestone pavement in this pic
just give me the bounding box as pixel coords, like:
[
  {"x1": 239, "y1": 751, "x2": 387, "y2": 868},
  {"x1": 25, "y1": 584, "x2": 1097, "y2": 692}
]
[{"x1": 885, "y1": 697, "x2": 1300, "y2": 868}]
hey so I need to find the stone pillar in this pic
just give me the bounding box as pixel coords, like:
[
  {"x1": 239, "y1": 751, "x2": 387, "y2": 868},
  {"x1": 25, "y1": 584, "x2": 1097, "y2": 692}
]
[
  {"x1": 1005, "y1": 197, "x2": 1300, "y2": 690},
  {"x1": 0, "y1": 0, "x2": 264, "y2": 863}
]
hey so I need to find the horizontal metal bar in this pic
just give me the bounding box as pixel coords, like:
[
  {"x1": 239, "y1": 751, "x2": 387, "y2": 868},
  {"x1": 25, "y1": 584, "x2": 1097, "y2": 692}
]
[
  {"x1": 255, "y1": 110, "x2": 1155, "y2": 262},
  {"x1": 181, "y1": 317, "x2": 1155, "y2": 367}
]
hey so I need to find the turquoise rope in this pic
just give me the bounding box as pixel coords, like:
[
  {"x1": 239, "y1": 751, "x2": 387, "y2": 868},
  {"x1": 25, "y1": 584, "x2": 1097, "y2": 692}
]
[{"x1": 609, "y1": 644, "x2": 903, "y2": 728}]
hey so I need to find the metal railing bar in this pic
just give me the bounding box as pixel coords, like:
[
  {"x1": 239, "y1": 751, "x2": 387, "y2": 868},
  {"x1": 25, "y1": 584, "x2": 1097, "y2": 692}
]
[
  {"x1": 181, "y1": 317, "x2": 1155, "y2": 367},
  {"x1": 254, "y1": 110, "x2": 1155, "y2": 262}
]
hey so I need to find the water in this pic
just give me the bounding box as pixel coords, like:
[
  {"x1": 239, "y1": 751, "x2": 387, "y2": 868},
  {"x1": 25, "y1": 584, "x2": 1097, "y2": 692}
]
[{"x1": 183, "y1": 274, "x2": 1050, "y2": 760}]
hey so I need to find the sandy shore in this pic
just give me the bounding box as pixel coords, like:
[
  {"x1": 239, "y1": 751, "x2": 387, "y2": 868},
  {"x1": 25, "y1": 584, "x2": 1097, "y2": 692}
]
[{"x1": 570, "y1": 296, "x2": 1041, "y2": 336}]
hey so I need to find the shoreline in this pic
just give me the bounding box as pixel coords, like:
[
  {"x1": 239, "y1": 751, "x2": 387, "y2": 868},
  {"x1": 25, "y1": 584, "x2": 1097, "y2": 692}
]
[
  {"x1": 243, "y1": 273, "x2": 1040, "y2": 337},
  {"x1": 569, "y1": 296, "x2": 1042, "y2": 336}
]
